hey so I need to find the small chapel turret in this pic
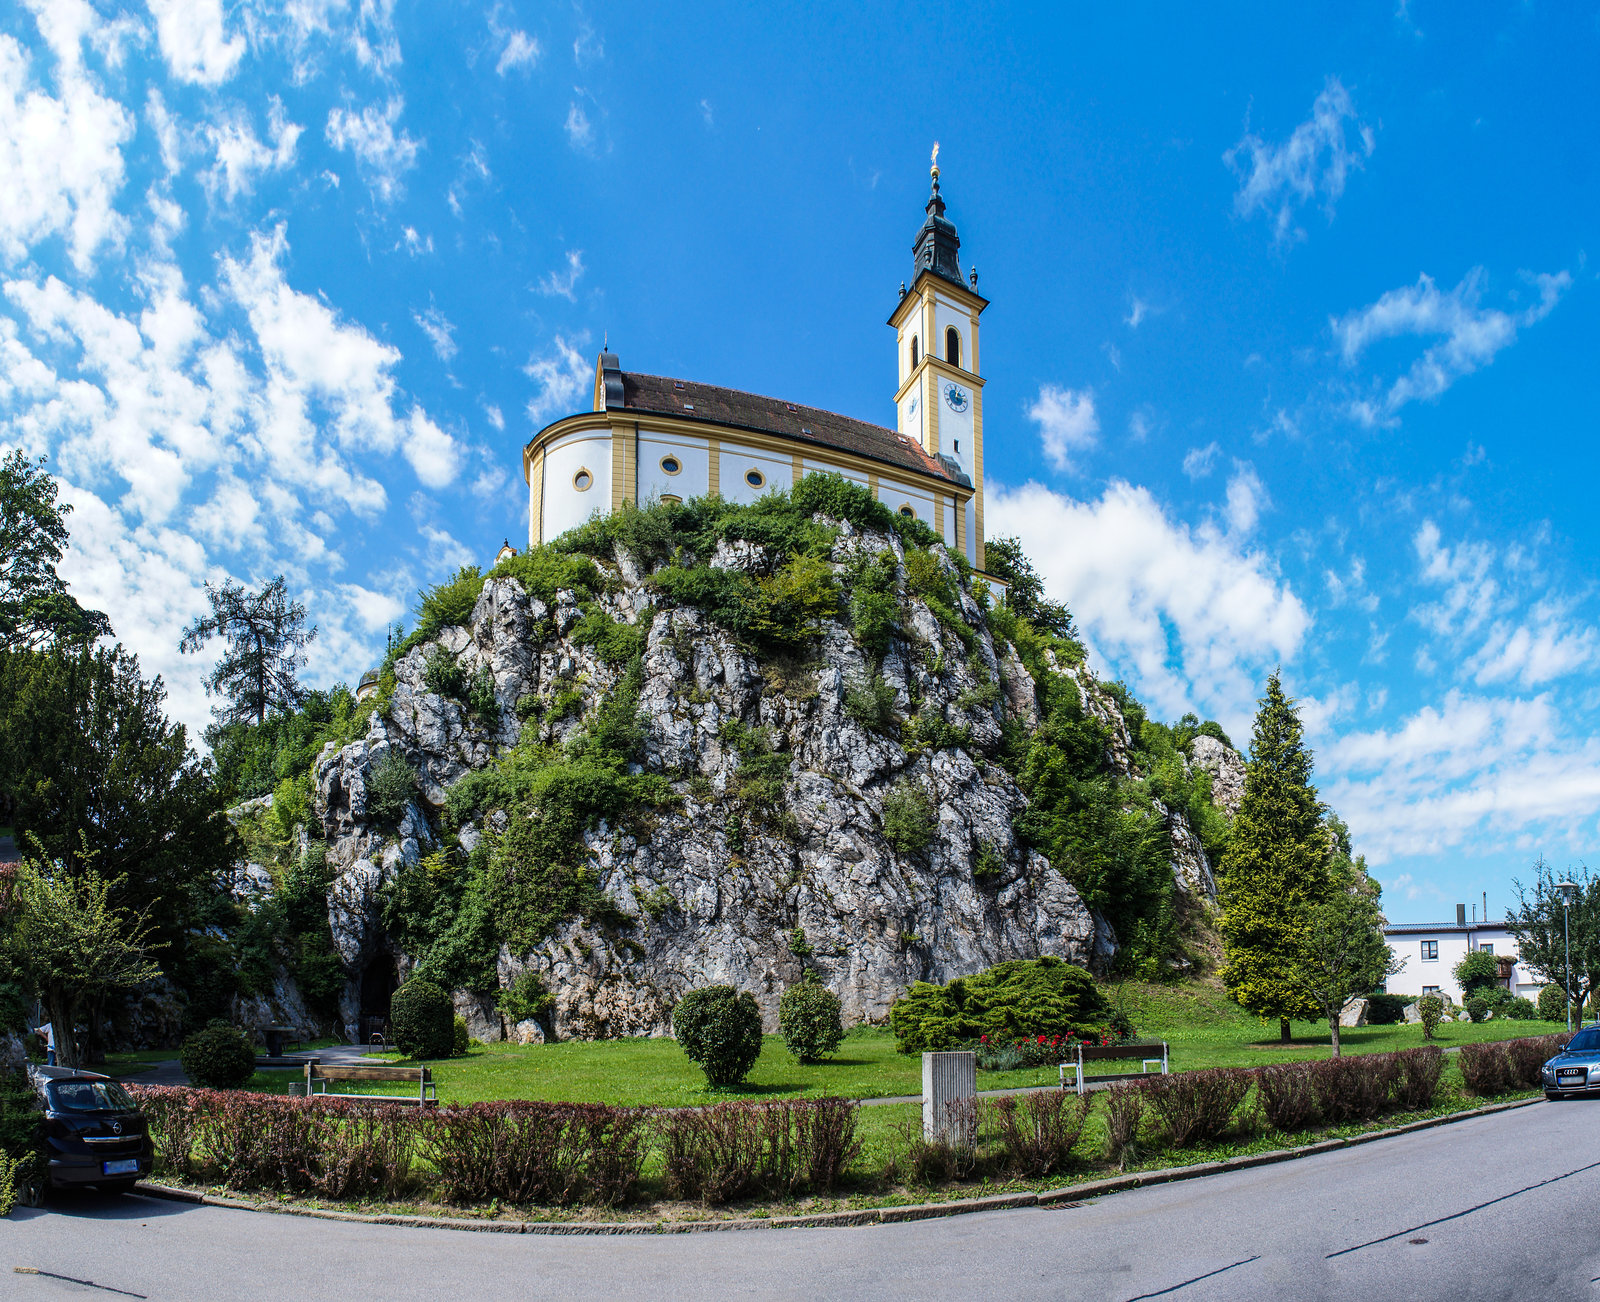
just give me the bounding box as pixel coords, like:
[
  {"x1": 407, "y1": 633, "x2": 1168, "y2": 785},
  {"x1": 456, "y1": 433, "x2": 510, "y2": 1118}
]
[{"x1": 888, "y1": 144, "x2": 988, "y2": 570}]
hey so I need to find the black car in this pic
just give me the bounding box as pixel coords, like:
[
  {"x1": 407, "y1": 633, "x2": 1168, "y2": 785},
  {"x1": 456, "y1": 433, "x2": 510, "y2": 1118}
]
[{"x1": 28, "y1": 1065, "x2": 153, "y2": 1192}]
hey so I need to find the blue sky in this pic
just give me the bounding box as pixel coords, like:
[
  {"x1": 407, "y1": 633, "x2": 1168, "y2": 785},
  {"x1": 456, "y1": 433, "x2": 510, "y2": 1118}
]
[{"x1": 1, "y1": 1, "x2": 1595, "y2": 920}]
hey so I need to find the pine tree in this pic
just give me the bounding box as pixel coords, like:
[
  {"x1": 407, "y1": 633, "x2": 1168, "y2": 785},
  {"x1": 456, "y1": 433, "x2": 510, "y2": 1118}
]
[
  {"x1": 1219, "y1": 671, "x2": 1332, "y2": 1042},
  {"x1": 179, "y1": 576, "x2": 316, "y2": 727}
]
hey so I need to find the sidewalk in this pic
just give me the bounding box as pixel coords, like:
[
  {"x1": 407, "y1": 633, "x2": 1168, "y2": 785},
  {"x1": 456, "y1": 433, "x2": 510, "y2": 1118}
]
[{"x1": 122, "y1": 1041, "x2": 384, "y2": 1087}]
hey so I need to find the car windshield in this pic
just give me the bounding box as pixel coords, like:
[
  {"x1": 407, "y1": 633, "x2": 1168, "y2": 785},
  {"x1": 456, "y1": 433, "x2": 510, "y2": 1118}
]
[
  {"x1": 49, "y1": 1079, "x2": 137, "y2": 1113},
  {"x1": 1563, "y1": 1029, "x2": 1600, "y2": 1053}
]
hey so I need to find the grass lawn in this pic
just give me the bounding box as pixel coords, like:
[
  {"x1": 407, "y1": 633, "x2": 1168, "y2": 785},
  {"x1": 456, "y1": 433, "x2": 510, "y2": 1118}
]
[{"x1": 172, "y1": 978, "x2": 1567, "y2": 1105}]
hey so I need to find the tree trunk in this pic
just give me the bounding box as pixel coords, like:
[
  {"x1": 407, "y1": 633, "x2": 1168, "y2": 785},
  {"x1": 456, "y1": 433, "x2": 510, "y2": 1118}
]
[
  {"x1": 1329, "y1": 1015, "x2": 1342, "y2": 1057},
  {"x1": 46, "y1": 990, "x2": 79, "y2": 1070},
  {"x1": 1280, "y1": 1017, "x2": 1291, "y2": 1044}
]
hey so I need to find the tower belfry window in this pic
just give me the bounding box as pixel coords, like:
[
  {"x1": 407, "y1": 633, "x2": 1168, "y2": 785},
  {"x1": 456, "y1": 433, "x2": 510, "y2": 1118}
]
[
  {"x1": 946, "y1": 327, "x2": 961, "y2": 368},
  {"x1": 910, "y1": 336, "x2": 919, "y2": 368}
]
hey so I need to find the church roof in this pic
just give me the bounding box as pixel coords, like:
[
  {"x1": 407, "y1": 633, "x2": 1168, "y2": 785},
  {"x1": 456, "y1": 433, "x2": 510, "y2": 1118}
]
[{"x1": 615, "y1": 371, "x2": 971, "y2": 488}]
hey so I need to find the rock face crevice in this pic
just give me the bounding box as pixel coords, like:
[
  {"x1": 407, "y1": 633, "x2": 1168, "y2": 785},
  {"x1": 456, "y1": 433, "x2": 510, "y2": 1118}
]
[{"x1": 303, "y1": 522, "x2": 1234, "y2": 1041}]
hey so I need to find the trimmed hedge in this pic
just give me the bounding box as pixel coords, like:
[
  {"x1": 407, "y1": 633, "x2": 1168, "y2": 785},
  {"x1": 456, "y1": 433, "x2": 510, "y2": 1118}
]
[
  {"x1": 889, "y1": 957, "x2": 1110, "y2": 1053},
  {"x1": 391, "y1": 980, "x2": 455, "y2": 1060}
]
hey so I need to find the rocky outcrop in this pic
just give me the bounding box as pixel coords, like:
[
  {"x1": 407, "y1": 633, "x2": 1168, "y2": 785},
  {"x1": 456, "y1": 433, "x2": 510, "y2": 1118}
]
[
  {"x1": 1190, "y1": 735, "x2": 1246, "y2": 818},
  {"x1": 303, "y1": 519, "x2": 1238, "y2": 1041}
]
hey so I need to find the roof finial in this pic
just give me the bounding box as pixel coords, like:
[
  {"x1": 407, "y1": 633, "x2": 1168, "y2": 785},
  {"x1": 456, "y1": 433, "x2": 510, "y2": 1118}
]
[{"x1": 930, "y1": 140, "x2": 940, "y2": 185}]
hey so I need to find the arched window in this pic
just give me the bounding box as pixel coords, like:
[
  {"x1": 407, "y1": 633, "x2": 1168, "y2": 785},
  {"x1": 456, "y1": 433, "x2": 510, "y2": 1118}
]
[
  {"x1": 946, "y1": 327, "x2": 961, "y2": 368},
  {"x1": 910, "y1": 336, "x2": 919, "y2": 368}
]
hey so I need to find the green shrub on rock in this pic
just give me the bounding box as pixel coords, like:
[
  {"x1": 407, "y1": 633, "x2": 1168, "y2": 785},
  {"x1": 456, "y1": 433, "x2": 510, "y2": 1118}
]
[
  {"x1": 180, "y1": 1020, "x2": 256, "y2": 1089},
  {"x1": 674, "y1": 985, "x2": 764, "y2": 1087},
  {"x1": 778, "y1": 972, "x2": 844, "y2": 1064},
  {"x1": 390, "y1": 979, "x2": 455, "y2": 1060},
  {"x1": 1538, "y1": 984, "x2": 1567, "y2": 1022},
  {"x1": 888, "y1": 957, "x2": 1110, "y2": 1054},
  {"x1": 366, "y1": 751, "x2": 418, "y2": 827},
  {"x1": 881, "y1": 779, "x2": 936, "y2": 855}
]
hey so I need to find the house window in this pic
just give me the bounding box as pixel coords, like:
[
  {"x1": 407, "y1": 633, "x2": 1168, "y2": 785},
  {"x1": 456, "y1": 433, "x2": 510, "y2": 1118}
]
[
  {"x1": 1423, "y1": 985, "x2": 1440, "y2": 997},
  {"x1": 659, "y1": 455, "x2": 681, "y2": 476},
  {"x1": 1421, "y1": 940, "x2": 1439, "y2": 961},
  {"x1": 1479, "y1": 944, "x2": 1494, "y2": 954},
  {"x1": 910, "y1": 336, "x2": 919, "y2": 368},
  {"x1": 946, "y1": 326, "x2": 961, "y2": 367},
  {"x1": 572, "y1": 468, "x2": 593, "y2": 492},
  {"x1": 745, "y1": 469, "x2": 765, "y2": 489}
]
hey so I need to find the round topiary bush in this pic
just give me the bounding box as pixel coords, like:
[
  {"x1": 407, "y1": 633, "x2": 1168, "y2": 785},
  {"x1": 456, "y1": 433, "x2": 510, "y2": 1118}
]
[
  {"x1": 452, "y1": 1015, "x2": 469, "y2": 1057},
  {"x1": 1465, "y1": 996, "x2": 1489, "y2": 1023},
  {"x1": 778, "y1": 973, "x2": 844, "y2": 1064},
  {"x1": 179, "y1": 1020, "x2": 256, "y2": 1089},
  {"x1": 1506, "y1": 996, "x2": 1537, "y2": 1020},
  {"x1": 673, "y1": 985, "x2": 764, "y2": 1087},
  {"x1": 1538, "y1": 983, "x2": 1567, "y2": 1022},
  {"x1": 390, "y1": 979, "x2": 455, "y2": 1060}
]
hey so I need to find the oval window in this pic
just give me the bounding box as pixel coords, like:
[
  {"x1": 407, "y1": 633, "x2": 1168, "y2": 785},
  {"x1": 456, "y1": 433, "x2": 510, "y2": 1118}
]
[
  {"x1": 898, "y1": 504, "x2": 916, "y2": 519},
  {"x1": 745, "y1": 469, "x2": 765, "y2": 489},
  {"x1": 573, "y1": 468, "x2": 593, "y2": 492},
  {"x1": 660, "y1": 455, "x2": 681, "y2": 475}
]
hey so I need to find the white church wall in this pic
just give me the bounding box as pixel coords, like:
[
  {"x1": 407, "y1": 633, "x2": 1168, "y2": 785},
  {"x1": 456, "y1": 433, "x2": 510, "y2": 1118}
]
[
  {"x1": 719, "y1": 441, "x2": 792, "y2": 505},
  {"x1": 541, "y1": 431, "x2": 611, "y2": 540},
  {"x1": 933, "y1": 296, "x2": 971, "y2": 368},
  {"x1": 898, "y1": 389, "x2": 924, "y2": 447},
  {"x1": 937, "y1": 393, "x2": 975, "y2": 475},
  {"x1": 636, "y1": 429, "x2": 711, "y2": 504},
  {"x1": 875, "y1": 474, "x2": 937, "y2": 526},
  {"x1": 802, "y1": 458, "x2": 869, "y2": 489}
]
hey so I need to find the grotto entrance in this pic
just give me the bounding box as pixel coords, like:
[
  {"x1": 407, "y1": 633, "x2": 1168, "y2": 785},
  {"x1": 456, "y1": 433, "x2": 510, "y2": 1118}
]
[{"x1": 359, "y1": 956, "x2": 398, "y2": 1044}]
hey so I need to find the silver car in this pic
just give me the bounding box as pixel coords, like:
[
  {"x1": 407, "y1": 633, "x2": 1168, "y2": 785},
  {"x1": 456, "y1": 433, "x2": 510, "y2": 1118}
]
[{"x1": 1542, "y1": 1026, "x2": 1598, "y2": 1098}]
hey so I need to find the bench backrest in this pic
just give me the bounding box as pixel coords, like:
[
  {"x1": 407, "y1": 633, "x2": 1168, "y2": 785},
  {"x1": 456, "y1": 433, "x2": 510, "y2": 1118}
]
[
  {"x1": 308, "y1": 1064, "x2": 429, "y2": 1084},
  {"x1": 1078, "y1": 1044, "x2": 1164, "y2": 1063}
]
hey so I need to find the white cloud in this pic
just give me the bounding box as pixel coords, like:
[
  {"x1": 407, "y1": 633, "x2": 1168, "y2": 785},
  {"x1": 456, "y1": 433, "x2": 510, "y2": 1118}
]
[
  {"x1": 1183, "y1": 441, "x2": 1220, "y2": 479},
  {"x1": 537, "y1": 249, "x2": 585, "y2": 301},
  {"x1": 699, "y1": 98, "x2": 714, "y2": 128},
  {"x1": 482, "y1": 402, "x2": 504, "y2": 431},
  {"x1": 523, "y1": 334, "x2": 590, "y2": 426},
  {"x1": 400, "y1": 226, "x2": 431, "y2": 256},
  {"x1": 1026, "y1": 384, "x2": 1098, "y2": 474},
  {"x1": 402, "y1": 407, "x2": 460, "y2": 485},
  {"x1": 1465, "y1": 607, "x2": 1598, "y2": 689},
  {"x1": 1226, "y1": 76, "x2": 1374, "y2": 246},
  {"x1": 495, "y1": 28, "x2": 539, "y2": 75},
  {"x1": 1333, "y1": 268, "x2": 1569, "y2": 421},
  {"x1": 203, "y1": 98, "x2": 302, "y2": 202},
  {"x1": 1410, "y1": 519, "x2": 1498, "y2": 639},
  {"x1": 325, "y1": 97, "x2": 420, "y2": 202},
  {"x1": 564, "y1": 100, "x2": 594, "y2": 152},
  {"x1": 989, "y1": 479, "x2": 1310, "y2": 735},
  {"x1": 1324, "y1": 692, "x2": 1600, "y2": 865},
  {"x1": 146, "y1": 0, "x2": 245, "y2": 86},
  {"x1": 1224, "y1": 461, "x2": 1268, "y2": 535},
  {"x1": 412, "y1": 305, "x2": 456, "y2": 361},
  {"x1": 573, "y1": 13, "x2": 602, "y2": 67},
  {"x1": 0, "y1": 34, "x2": 133, "y2": 272},
  {"x1": 1125, "y1": 297, "x2": 1149, "y2": 329},
  {"x1": 338, "y1": 581, "x2": 405, "y2": 633},
  {"x1": 1127, "y1": 408, "x2": 1152, "y2": 441}
]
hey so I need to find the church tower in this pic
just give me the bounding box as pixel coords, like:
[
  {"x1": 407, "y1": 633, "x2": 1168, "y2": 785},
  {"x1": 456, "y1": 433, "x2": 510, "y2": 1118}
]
[{"x1": 889, "y1": 146, "x2": 988, "y2": 569}]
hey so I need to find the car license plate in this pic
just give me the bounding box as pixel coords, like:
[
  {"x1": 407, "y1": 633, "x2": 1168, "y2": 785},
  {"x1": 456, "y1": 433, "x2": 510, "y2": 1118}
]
[
  {"x1": 1558, "y1": 1070, "x2": 1586, "y2": 1085},
  {"x1": 102, "y1": 1158, "x2": 140, "y2": 1176}
]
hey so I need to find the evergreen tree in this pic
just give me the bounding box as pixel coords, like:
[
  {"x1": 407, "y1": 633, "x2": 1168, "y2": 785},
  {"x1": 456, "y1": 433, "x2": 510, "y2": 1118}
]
[
  {"x1": 0, "y1": 450, "x2": 110, "y2": 652},
  {"x1": 1219, "y1": 671, "x2": 1333, "y2": 1042},
  {"x1": 179, "y1": 576, "x2": 316, "y2": 727}
]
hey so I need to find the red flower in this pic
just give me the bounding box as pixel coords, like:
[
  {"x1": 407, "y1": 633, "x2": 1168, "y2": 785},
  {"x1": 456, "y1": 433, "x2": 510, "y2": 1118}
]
[
  {"x1": 979, "y1": 1035, "x2": 988, "y2": 1044},
  {"x1": 1037, "y1": 1035, "x2": 1046, "y2": 1044}
]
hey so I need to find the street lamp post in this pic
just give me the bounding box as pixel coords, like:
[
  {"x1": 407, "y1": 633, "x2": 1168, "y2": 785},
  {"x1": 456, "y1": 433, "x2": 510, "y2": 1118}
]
[{"x1": 1557, "y1": 880, "x2": 1580, "y2": 1033}]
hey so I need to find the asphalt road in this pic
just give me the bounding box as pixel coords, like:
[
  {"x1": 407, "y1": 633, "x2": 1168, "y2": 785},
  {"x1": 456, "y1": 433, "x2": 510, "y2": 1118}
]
[{"x1": 9, "y1": 1098, "x2": 1600, "y2": 1301}]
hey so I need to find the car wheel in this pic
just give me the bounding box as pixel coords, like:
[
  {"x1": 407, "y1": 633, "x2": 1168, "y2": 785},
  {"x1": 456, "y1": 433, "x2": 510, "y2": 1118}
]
[{"x1": 17, "y1": 1170, "x2": 47, "y2": 1208}]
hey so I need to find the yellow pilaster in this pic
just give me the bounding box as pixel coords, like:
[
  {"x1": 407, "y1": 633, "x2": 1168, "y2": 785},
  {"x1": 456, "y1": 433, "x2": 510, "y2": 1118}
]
[
  {"x1": 610, "y1": 423, "x2": 636, "y2": 512},
  {"x1": 529, "y1": 446, "x2": 545, "y2": 546},
  {"x1": 792, "y1": 451, "x2": 803, "y2": 486},
  {"x1": 708, "y1": 437, "x2": 721, "y2": 496}
]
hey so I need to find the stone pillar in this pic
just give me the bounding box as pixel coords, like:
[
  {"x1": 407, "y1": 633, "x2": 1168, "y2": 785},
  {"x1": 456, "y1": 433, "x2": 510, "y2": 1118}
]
[{"x1": 922, "y1": 1051, "x2": 976, "y2": 1144}]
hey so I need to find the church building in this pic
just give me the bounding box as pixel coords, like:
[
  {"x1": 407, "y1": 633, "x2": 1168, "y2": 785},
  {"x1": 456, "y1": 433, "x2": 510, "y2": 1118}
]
[{"x1": 522, "y1": 152, "x2": 991, "y2": 571}]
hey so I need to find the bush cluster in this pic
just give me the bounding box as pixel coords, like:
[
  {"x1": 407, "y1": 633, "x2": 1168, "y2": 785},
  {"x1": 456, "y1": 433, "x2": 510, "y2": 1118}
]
[
  {"x1": 889, "y1": 957, "x2": 1110, "y2": 1053},
  {"x1": 659, "y1": 1098, "x2": 861, "y2": 1201},
  {"x1": 673, "y1": 986, "x2": 765, "y2": 1087},
  {"x1": 390, "y1": 980, "x2": 455, "y2": 1060},
  {"x1": 1458, "y1": 1034, "x2": 1566, "y2": 1096},
  {"x1": 1538, "y1": 984, "x2": 1567, "y2": 1022},
  {"x1": 778, "y1": 975, "x2": 844, "y2": 1064},
  {"x1": 179, "y1": 1021, "x2": 256, "y2": 1090}
]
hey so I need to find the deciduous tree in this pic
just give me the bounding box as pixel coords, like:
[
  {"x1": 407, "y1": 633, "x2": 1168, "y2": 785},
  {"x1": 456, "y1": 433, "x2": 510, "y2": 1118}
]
[
  {"x1": 0, "y1": 450, "x2": 109, "y2": 653},
  {"x1": 1507, "y1": 859, "x2": 1600, "y2": 1018},
  {"x1": 1219, "y1": 671, "x2": 1334, "y2": 1041}
]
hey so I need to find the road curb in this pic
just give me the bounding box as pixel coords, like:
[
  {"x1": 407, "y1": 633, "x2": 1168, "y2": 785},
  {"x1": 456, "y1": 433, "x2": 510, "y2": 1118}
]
[{"x1": 130, "y1": 1095, "x2": 1541, "y2": 1236}]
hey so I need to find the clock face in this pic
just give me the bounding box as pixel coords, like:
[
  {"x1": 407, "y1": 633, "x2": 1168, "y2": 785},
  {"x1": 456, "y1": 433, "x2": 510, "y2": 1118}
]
[
  {"x1": 943, "y1": 382, "x2": 969, "y2": 413},
  {"x1": 907, "y1": 393, "x2": 919, "y2": 418}
]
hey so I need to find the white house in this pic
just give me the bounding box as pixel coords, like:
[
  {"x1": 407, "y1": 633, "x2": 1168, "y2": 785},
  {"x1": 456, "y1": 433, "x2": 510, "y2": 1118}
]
[{"x1": 1382, "y1": 907, "x2": 1544, "y2": 1004}]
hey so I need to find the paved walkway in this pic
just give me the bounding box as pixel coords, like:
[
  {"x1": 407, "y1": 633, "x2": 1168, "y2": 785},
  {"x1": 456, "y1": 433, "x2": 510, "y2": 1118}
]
[{"x1": 122, "y1": 1042, "x2": 384, "y2": 1087}]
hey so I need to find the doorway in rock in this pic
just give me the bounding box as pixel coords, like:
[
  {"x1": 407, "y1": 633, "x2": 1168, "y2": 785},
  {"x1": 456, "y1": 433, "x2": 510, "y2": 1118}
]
[{"x1": 360, "y1": 957, "x2": 398, "y2": 1044}]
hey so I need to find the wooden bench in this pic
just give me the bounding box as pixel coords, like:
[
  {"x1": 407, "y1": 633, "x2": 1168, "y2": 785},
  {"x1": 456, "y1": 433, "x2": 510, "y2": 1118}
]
[
  {"x1": 303, "y1": 1061, "x2": 437, "y2": 1106},
  {"x1": 1060, "y1": 1042, "x2": 1169, "y2": 1095}
]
